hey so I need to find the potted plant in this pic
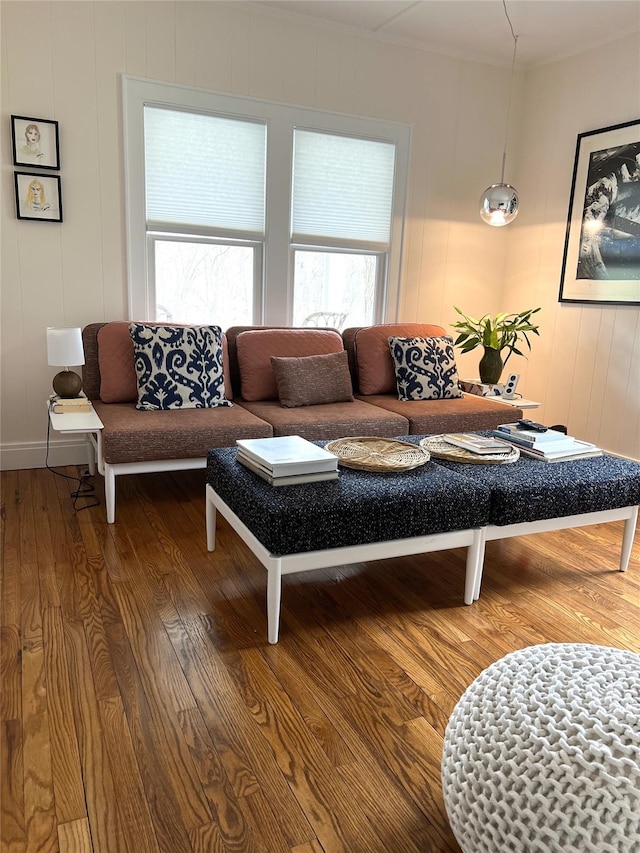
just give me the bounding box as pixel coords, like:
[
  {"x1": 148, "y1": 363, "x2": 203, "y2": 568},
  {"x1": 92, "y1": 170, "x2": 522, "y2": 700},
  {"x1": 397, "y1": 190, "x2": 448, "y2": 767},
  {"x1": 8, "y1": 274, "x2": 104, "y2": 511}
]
[{"x1": 451, "y1": 306, "x2": 541, "y2": 384}]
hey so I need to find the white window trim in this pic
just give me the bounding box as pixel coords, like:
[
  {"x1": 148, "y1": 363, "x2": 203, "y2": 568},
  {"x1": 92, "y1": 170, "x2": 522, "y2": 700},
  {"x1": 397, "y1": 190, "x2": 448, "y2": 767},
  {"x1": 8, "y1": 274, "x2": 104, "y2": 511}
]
[{"x1": 122, "y1": 75, "x2": 411, "y2": 324}]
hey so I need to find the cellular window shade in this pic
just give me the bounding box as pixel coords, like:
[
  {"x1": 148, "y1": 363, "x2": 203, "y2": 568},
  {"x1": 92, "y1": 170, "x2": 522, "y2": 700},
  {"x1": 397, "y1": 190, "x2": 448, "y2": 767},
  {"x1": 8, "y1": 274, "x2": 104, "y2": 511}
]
[
  {"x1": 291, "y1": 129, "x2": 396, "y2": 246},
  {"x1": 144, "y1": 106, "x2": 266, "y2": 235}
]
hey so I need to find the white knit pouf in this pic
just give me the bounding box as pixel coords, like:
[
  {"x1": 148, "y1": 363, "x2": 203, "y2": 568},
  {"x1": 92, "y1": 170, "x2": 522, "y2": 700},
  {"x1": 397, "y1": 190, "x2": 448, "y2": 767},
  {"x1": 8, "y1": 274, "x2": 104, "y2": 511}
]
[{"x1": 441, "y1": 643, "x2": 640, "y2": 853}]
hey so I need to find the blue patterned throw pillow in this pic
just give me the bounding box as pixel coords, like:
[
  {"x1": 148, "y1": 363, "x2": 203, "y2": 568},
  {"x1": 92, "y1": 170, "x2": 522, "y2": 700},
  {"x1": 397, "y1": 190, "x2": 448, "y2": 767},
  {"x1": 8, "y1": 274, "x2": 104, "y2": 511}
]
[
  {"x1": 129, "y1": 324, "x2": 233, "y2": 410},
  {"x1": 388, "y1": 335, "x2": 463, "y2": 401}
]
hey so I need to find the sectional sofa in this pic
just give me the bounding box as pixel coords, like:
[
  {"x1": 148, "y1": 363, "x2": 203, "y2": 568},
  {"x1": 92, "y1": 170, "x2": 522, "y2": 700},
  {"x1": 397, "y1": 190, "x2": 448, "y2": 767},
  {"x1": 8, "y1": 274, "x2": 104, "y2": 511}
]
[{"x1": 81, "y1": 321, "x2": 522, "y2": 521}]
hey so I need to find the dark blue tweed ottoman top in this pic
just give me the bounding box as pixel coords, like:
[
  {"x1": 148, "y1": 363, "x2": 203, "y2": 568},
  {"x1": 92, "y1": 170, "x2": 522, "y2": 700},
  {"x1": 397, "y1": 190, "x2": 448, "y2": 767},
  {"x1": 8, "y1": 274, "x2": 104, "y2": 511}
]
[
  {"x1": 206, "y1": 446, "x2": 491, "y2": 556},
  {"x1": 413, "y1": 436, "x2": 640, "y2": 526}
]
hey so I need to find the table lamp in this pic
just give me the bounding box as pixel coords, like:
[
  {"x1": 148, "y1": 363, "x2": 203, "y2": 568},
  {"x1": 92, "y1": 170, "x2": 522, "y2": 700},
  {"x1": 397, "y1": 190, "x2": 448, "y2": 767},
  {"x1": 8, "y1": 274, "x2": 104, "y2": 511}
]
[{"x1": 47, "y1": 326, "x2": 85, "y2": 398}]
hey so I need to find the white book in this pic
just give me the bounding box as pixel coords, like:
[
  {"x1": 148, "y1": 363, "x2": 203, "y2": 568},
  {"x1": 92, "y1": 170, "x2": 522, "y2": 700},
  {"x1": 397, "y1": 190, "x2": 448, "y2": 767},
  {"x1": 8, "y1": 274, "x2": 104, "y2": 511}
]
[
  {"x1": 496, "y1": 423, "x2": 569, "y2": 443},
  {"x1": 235, "y1": 435, "x2": 338, "y2": 476},
  {"x1": 492, "y1": 431, "x2": 581, "y2": 453},
  {"x1": 237, "y1": 452, "x2": 339, "y2": 486},
  {"x1": 518, "y1": 437, "x2": 598, "y2": 457},
  {"x1": 443, "y1": 432, "x2": 512, "y2": 455},
  {"x1": 517, "y1": 442, "x2": 603, "y2": 462}
]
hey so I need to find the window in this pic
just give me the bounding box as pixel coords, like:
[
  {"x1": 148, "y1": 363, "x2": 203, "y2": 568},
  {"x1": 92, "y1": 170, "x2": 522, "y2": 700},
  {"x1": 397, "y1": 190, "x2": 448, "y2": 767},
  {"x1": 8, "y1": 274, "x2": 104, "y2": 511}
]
[
  {"x1": 152, "y1": 238, "x2": 259, "y2": 329},
  {"x1": 291, "y1": 129, "x2": 395, "y2": 328},
  {"x1": 123, "y1": 77, "x2": 410, "y2": 328}
]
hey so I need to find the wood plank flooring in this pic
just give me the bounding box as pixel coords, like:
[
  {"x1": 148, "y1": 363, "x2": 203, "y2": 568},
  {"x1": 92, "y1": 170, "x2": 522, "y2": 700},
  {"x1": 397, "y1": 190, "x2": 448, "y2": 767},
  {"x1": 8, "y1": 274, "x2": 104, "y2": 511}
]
[{"x1": 2, "y1": 465, "x2": 639, "y2": 852}]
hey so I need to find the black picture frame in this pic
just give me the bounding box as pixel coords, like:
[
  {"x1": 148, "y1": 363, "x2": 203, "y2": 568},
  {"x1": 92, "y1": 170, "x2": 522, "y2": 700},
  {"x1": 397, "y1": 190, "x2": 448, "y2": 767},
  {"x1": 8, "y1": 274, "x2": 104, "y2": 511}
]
[
  {"x1": 14, "y1": 172, "x2": 63, "y2": 222},
  {"x1": 11, "y1": 115, "x2": 60, "y2": 170},
  {"x1": 559, "y1": 118, "x2": 640, "y2": 306}
]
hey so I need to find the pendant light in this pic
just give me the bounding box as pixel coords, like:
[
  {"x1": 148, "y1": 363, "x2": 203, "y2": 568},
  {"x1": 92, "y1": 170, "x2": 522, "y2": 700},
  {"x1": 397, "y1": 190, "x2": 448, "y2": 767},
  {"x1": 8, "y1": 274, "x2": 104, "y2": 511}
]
[{"x1": 479, "y1": 1, "x2": 520, "y2": 227}]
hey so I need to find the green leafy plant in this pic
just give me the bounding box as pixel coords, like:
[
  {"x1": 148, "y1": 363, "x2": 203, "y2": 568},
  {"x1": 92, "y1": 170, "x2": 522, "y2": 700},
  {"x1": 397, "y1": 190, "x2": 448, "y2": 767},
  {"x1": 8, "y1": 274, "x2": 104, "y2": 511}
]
[{"x1": 451, "y1": 306, "x2": 541, "y2": 363}]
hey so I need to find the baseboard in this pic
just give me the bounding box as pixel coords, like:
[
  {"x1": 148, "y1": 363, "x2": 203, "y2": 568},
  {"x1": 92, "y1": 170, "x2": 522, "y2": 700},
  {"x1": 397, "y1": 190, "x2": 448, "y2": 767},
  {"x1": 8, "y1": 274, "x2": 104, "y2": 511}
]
[{"x1": 0, "y1": 438, "x2": 89, "y2": 471}]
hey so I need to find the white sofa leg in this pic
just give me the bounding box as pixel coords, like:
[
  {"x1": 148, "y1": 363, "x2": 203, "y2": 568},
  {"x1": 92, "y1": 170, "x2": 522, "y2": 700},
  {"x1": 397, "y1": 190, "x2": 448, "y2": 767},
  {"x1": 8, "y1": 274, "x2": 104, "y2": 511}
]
[{"x1": 105, "y1": 464, "x2": 116, "y2": 523}]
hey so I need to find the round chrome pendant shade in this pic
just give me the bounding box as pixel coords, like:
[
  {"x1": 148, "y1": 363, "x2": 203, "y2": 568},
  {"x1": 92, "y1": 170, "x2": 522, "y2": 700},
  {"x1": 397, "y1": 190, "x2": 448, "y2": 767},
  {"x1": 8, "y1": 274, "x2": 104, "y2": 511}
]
[
  {"x1": 479, "y1": 182, "x2": 519, "y2": 227},
  {"x1": 480, "y1": 3, "x2": 520, "y2": 227}
]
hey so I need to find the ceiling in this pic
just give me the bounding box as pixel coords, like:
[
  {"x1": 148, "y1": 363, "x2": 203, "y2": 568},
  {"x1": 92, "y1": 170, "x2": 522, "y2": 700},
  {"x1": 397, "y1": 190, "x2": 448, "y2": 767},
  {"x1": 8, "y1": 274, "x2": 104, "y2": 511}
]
[{"x1": 251, "y1": 0, "x2": 640, "y2": 68}]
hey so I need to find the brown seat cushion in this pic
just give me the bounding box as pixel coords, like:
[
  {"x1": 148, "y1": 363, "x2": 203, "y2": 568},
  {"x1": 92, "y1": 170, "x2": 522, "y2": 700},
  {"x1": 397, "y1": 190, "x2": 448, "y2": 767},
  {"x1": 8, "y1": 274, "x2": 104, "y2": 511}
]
[
  {"x1": 236, "y1": 398, "x2": 409, "y2": 440},
  {"x1": 93, "y1": 401, "x2": 271, "y2": 464},
  {"x1": 356, "y1": 394, "x2": 523, "y2": 435}
]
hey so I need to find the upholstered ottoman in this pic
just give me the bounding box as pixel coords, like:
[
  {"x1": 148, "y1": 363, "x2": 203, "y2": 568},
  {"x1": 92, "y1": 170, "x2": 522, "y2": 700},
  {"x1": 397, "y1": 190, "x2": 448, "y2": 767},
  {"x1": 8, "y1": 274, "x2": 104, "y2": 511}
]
[
  {"x1": 206, "y1": 445, "x2": 491, "y2": 641},
  {"x1": 429, "y1": 449, "x2": 640, "y2": 600},
  {"x1": 441, "y1": 643, "x2": 640, "y2": 853}
]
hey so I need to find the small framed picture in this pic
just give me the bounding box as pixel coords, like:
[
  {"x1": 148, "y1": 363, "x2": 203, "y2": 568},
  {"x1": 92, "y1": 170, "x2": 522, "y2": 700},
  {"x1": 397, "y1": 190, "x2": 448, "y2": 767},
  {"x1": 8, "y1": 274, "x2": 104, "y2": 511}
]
[
  {"x1": 11, "y1": 115, "x2": 60, "y2": 170},
  {"x1": 14, "y1": 172, "x2": 63, "y2": 222}
]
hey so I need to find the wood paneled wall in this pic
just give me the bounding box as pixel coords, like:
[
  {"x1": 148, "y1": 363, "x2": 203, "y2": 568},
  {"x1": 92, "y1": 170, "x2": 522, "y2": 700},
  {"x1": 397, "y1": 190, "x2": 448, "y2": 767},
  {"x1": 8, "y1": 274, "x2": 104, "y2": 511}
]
[{"x1": 1, "y1": 2, "x2": 638, "y2": 468}]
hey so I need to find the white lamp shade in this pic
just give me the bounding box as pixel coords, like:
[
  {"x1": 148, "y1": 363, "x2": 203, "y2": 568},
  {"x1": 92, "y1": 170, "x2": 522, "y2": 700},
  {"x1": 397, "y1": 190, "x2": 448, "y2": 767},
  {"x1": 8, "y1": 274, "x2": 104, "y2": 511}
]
[{"x1": 46, "y1": 327, "x2": 85, "y2": 367}]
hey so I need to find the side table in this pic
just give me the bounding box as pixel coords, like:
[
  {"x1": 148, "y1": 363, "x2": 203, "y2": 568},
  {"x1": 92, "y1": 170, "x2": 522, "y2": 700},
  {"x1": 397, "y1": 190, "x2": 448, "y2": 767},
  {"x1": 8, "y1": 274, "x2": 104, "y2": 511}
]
[
  {"x1": 48, "y1": 403, "x2": 104, "y2": 475},
  {"x1": 491, "y1": 395, "x2": 539, "y2": 409},
  {"x1": 460, "y1": 379, "x2": 539, "y2": 409}
]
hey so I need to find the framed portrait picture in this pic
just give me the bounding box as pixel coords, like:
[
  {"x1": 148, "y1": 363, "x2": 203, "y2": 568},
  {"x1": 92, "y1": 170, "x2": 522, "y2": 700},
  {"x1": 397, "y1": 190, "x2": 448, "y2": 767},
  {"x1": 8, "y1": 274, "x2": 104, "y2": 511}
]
[
  {"x1": 11, "y1": 115, "x2": 60, "y2": 170},
  {"x1": 559, "y1": 118, "x2": 640, "y2": 306},
  {"x1": 14, "y1": 172, "x2": 63, "y2": 222}
]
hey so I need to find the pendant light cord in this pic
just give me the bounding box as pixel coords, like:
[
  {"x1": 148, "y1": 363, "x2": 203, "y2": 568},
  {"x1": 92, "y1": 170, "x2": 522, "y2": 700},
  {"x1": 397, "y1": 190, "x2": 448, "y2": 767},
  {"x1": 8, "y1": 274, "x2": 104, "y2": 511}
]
[{"x1": 500, "y1": 0, "x2": 519, "y2": 184}]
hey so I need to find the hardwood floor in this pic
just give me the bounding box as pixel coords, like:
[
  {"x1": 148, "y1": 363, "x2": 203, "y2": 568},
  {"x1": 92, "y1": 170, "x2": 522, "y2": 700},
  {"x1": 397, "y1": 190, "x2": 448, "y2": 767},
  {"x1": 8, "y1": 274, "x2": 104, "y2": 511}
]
[{"x1": 2, "y1": 465, "x2": 639, "y2": 852}]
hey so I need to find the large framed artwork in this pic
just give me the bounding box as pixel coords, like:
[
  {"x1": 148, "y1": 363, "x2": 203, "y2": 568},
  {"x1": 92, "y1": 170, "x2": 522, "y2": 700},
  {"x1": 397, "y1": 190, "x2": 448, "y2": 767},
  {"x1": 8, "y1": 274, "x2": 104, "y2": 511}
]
[{"x1": 559, "y1": 118, "x2": 640, "y2": 305}]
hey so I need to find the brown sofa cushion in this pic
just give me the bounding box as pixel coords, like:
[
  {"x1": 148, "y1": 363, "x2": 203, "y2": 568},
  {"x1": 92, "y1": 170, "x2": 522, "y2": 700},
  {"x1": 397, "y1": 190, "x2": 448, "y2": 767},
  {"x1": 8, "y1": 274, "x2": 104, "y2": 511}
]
[
  {"x1": 354, "y1": 323, "x2": 446, "y2": 395},
  {"x1": 237, "y1": 398, "x2": 409, "y2": 440},
  {"x1": 93, "y1": 400, "x2": 271, "y2": 464},
  {"x1": 271, "y1": 351, "x2": 354, "y2": 407},
  {"x1": 97, "y1": 322, "x2": 137, "y2": 403},
  {"x1": 356, "y1": 393, "x2": 523, "y2": 434},
  {"x1": 95, "y1": 321, "x2": 233, "y2": 403},
  {"x1": 236, "y1": 328, "x2": 344, "y2": 402}
]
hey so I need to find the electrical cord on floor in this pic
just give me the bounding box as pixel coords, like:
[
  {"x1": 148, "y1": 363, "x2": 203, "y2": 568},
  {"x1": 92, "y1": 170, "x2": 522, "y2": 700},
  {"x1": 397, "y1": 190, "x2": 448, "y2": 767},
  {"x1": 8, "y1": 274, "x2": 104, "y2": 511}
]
[{"x1": 46, "y1": 410, "x2": 100, "y2": 511}]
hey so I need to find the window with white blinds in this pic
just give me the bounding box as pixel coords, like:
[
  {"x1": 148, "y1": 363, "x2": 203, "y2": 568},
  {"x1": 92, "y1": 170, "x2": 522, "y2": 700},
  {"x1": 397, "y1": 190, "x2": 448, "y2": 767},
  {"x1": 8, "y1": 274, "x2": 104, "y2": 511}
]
[
  {"x1": 123, "y1": 77, "x2": 410, "y2": 324},
  {"x1": 144, "y1": 106, "x2": 266, "y2": 236},
  {"x1": 291, "y1": 129, "x2": 396, "y2": 247}
]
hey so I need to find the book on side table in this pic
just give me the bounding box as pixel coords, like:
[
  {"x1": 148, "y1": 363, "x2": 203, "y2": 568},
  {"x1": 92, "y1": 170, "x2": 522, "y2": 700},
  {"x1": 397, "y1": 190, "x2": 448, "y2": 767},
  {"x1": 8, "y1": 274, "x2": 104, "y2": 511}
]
[
  {"x1": 236, "y1": 435, "x2": 339, "y2": 484},
  {"x1": 49, "y1": 394, "x2": 92, "y2": 414}
]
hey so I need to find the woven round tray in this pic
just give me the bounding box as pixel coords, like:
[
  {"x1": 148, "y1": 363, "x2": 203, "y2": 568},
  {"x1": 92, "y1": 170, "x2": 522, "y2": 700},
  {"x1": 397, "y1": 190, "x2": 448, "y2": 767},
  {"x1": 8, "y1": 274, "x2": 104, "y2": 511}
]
[
  {"x1": 326, "y1": 436, "x2": 430, "y2": 472},
  {"x1": 419, "y1": 435, "x2": 520, "y2": 465}
]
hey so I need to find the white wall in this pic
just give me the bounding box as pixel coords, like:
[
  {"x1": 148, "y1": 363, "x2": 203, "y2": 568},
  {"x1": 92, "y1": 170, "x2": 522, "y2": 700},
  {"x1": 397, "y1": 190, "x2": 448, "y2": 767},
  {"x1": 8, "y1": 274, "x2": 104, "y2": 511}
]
[
  {"x1": 507, "y1": 33, "x2": 640, "y2": 459},
  {"x1": 1, "y1": 1, "x2": 638, "y2": 468}
]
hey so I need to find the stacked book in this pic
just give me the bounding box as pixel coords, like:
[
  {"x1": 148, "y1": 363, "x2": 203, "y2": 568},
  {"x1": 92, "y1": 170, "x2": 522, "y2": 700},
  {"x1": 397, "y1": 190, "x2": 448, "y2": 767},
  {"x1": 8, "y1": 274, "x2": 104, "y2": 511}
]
[
  {"x1": 442, "y1": 433, "x2": 513, "y2": 455},
  {"x1": 492, "y1": 423, "x2": 603, "y2": 462},
  {"x1": 236, "y1": 435, "x2": 339, "y2": 486},
  {"x1": 49, "y1": 394, "x2": 92, "y2": 414}
]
